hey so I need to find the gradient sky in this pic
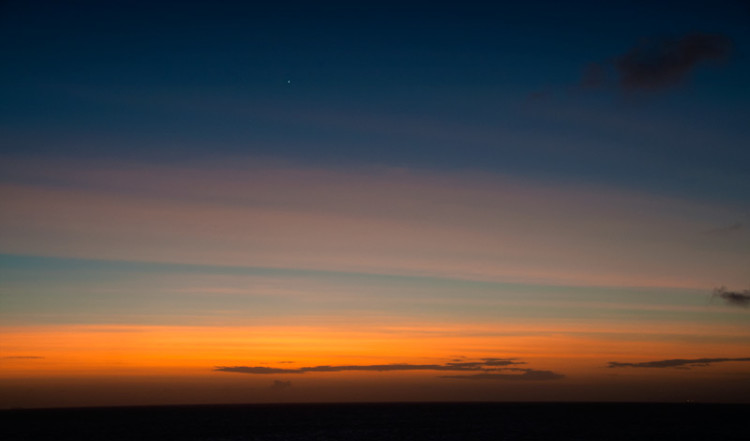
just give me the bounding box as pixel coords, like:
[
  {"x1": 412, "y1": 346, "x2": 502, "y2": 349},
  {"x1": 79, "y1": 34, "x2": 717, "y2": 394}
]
[{"x1": 1, "y1": 0, "x2": 749, "y2": 408}]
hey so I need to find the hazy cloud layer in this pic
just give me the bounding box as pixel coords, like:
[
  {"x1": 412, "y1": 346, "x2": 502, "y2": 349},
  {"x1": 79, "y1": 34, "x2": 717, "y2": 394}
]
[
  {"x1": 712, "y1": 287, "x2": 750, "y2": 308},
  {"x1": 3, "y1": 158, "x2": 748, "y2": 290},
  {"x1": 582, "y1": 32, "x2": 732, "y2": 92},
  {"x1": 607, "y1": 357, "x2": 750, "y2": 369},
  {"x1": 216, "y1": 358, "x2": 525, "y2": 375}
]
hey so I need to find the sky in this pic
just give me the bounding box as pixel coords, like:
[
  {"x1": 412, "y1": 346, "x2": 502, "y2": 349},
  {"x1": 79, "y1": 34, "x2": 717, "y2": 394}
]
[{"x1": 1, "y1": 0, "x2": 749, "y2": 408}]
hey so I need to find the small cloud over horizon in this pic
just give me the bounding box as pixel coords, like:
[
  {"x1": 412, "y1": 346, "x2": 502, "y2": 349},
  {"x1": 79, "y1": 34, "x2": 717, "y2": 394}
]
[
  {"x1": 214, "y1": 358, "x2": 565, "y2": 381},
  {"x1": 607, "y1": 357, "x2": 750, "y2": 369},
  {"x1": 712, "y1": 287, "x2": 750, "y2": 308}
]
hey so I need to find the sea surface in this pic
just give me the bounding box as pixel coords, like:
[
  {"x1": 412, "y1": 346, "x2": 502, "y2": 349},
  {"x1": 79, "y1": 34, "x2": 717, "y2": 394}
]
[{"x1": 1, "y1": 402, "x2": 747, "y2": 441}]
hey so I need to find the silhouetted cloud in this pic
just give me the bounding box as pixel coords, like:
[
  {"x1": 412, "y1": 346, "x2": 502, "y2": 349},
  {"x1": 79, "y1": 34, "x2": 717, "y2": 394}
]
[
  {"x1": 482, "y1": 358, "x2": 524, "y2": 366},
  {"x1": 443, "y1": 358, "x2": 524, "y2": 370},
  {"x1": 607, "y1": 357, "x2": 750, "y2": 369},
  {"x1": 712, "y1": 287, "x2": 750, "y2": 308},
  {"x1": 270, "y1": 380, "x2": 291, "y2": 391},
  {"x1": 580, "y1": 32, "x2": 732, "y2": 92},
  {"x1": 217, "y1": 366, "x2": 303, "y2": 374},
  {"x1": 616, "y1": 33, "x2": 731, "y2": 90},
  {"x1": 216, "y1": 358, "x2": 525, "y2": 375},
  {"x1": 442, "y1": 369, "x2": 564, "y2": 381}
]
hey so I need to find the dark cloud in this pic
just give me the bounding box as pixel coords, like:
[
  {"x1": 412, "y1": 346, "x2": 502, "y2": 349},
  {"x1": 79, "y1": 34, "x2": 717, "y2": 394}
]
[
  {"x1": 607, "y1": 357, "x2": 750, "y2": 369},
  {"x1": 580, "y1": 32, "x2": 732, "y2": 92},
  {"x1": 216, "y1": 366, "x2": 303, "y2": 374},
  {"x1": 296, "y1": 363, "x2": 463, "y2": 373},
  {"x1": 615, "y1": 33, "x2": 732, "y2": 90},
  {"x1": 270, "y1": 380, "x2": 291, "y2": 391},
  {"x1": 482, "y1": 358, "x2": 524, "y2": 366},
  {"x1": 442, "y1": 369, "x2": 564, "y2": 381},
  {"x1": 296, "y1": 363, "x2": 457, "y2": 373},
  {"x1": 216, "y1": 358, "x2": 525, "y2": 375},
  {"x1": 443, "y1": 359, "x2": 523, "y2": 370},
  {"x1": 712, "y1": 287, "x2": 750, "y2": 307}
]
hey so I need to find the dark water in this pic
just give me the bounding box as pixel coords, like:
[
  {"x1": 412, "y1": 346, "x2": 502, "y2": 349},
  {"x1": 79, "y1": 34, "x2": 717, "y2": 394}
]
[{"x1": 1, "y1": 402, "x2": 747, "y2": 441}]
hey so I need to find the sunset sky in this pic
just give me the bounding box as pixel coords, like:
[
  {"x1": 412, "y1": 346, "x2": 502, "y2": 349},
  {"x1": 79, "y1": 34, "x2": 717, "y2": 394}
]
[{"x1": 1, "y1": 0, "x2": 749, "y2": 408}]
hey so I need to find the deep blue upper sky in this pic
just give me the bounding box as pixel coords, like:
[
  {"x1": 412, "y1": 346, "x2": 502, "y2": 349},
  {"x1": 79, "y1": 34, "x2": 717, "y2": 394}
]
[{"x1": 1, "y1": 0, "x2": 748, "y2": 202}]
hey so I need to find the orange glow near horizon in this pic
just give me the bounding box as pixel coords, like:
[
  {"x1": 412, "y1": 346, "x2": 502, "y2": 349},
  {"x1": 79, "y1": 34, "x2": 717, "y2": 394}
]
[{"x1": 3, "y1": 322, "x2": 749, "y2": 380}]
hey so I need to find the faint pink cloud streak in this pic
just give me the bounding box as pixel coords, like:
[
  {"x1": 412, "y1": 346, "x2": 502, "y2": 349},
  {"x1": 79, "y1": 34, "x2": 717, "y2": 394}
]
[{"x1": 1, "y1": 158, "x2": 747, "y2": 288}]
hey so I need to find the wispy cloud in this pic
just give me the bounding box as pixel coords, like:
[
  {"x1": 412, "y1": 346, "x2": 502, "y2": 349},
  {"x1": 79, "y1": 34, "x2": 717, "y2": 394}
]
[
  {"x1": 616, "y1": 33, "x2": 732, "y2": 90},
  {"x1": 607, "y1": 357, "x2": 750, "y2": 369},
  {"x1": 3, "y1": 157, "x2": 745, "y2": 290},
  {"x1": 581, "y1": 32, "x2": 732, "y2": 92},
  {"x1": 712, "y1": 287, "x2": 750, "y2": 308},
  {"x1": 216, "y1": 358, "x2": 525, "y2": 375}
]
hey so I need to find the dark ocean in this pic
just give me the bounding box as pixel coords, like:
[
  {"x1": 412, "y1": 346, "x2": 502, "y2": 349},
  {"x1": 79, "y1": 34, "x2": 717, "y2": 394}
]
[{"x1": 1, "y1": 402, "x2": 747, "y2": 441}]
